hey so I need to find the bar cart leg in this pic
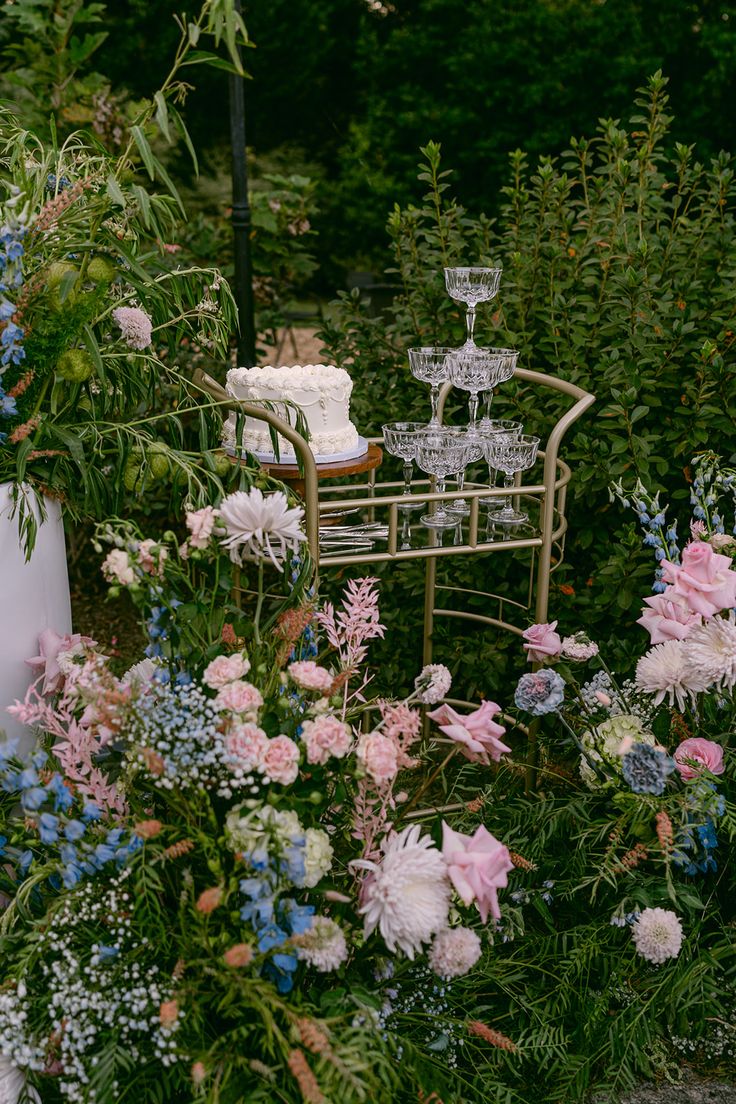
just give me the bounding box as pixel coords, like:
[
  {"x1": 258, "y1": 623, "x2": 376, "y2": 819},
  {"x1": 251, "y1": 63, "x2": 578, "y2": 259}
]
[{"x1": 423, "y1": 555, "x2": 437, "y2": 668}]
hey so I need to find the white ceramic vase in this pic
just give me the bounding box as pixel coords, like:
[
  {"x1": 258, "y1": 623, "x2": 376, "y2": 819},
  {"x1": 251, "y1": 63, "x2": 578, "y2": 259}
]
[{"x1": 0, "y1": 483, "x2": 72, "y2": 751}]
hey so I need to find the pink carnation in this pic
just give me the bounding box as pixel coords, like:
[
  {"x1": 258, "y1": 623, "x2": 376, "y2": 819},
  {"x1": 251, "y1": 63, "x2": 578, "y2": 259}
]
[
  {"x1": 674, "y1": 737, "x2": 725, "y2": 781},
  {"x1": 203, "y1": 653, "x2": 251, "y2": 689},
  {"x1": 637, "y1": 588, "x2": 702, "y2": 645},
  {"x1": 379, "y1": 701, "x2": 422, "y2": 745},
  {"x1": 427, "y1": 701, "x2": 511, "y2": 766},
  {"x1": 186, "y1": 505, "x2": 218, "y2": 549},
  {"x1": 262, "y1": 735, "x2": 300, "y2": 785},
  {"x1": 661, "y1": 541, "x2": 736, "y2": 618},
  {"x1": 429, "y1": 926, "x2": 482, "y2": 979},
  {"x1": 522, "y1": 622, "x2": 563, "y2": 663},
  {"x1": 288, "y1": 661, "x2": 333, "y2": 692},
  {"x1": 301, "y1": 715, "x2": 352, "y2": 765},
  {"x1": 214, "y1": 680, "x2": 263, "y2": 717},
  {"x1": 113, "y1": 305, "x2": 153, "y2": 350},
  {"x1": 356, "y1": 731, "x2": 399, "y2": 785},
  {"x1": 225, "y1": 723, "x2": 269, "y2": 771},
  {"x1": 441, "y1": 822, "x2": 514, "y2": 923}
]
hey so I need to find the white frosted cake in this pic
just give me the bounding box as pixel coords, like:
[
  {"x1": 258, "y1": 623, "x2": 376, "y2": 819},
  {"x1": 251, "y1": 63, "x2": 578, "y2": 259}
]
[{"x1": 223, "y1": 363, "x2": 360, "y2": 461}]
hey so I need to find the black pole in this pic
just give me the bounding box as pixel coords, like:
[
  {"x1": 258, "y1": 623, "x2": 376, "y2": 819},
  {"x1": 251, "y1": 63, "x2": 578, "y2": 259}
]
[{"x1": 228, "y1": 0, "x2": 256, "y2": 367}]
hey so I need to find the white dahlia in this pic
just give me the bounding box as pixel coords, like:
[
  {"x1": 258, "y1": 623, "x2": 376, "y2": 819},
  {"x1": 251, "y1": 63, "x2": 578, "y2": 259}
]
[
  {"x1": 218, "y1": 487, "x2": 305, "y2": 571},
  {"x1": 684, "y1": 612, "x2": 736, "y2": 692},
  {"x1": 414, "y1": 664, "x2": 452, "y2": 704},
  {"x1": 429, "y1": 926, "x2": 482, "y2": 979},
  {"x1": 635, "y1": 639, "x2": 707, "y2": 712},
  {"x1": 631, "y1": 907, "x2": 683, "y2": 965},
  {"x1": 353, "y1": 825, "x2": 450, "y2": 958}
]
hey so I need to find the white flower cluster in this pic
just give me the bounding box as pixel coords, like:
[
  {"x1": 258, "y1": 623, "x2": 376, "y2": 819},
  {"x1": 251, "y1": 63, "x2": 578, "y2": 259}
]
[
  {"x1": 414, "y1": 664, "x2": 452, "y2": 704},
  {"x1": 631, "y1": 907, "x2": 684, "y2": 965},
  {"x1": 0, "y1": 871, "x2": 179, "y2": 1103},
  {"x1": 127, "y1": 680, "x2": 261, "y2": 798}
]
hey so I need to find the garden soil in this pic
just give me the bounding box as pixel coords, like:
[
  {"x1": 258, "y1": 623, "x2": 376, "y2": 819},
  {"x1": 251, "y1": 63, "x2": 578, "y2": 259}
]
[{"x1": 593, "y1": 1072, "x2": 736, "y2": 1103}]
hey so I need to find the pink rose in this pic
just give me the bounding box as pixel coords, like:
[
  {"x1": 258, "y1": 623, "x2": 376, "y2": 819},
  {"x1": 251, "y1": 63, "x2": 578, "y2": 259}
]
[
  {"x1": 661, "y1": 541, "x2": 736, "y2": 618},
  {"x1": 225, "y1": 723, "x2": 269, "y2": 771},
  {"x1": 674, "y1": 737, "x2": 725, "y2": 781},
  {"x1": 137, "y1": 539, "x2": 168, "y2": 576},
  {"x1": 441, "y1": 822, "x2": 514, "y2": 923},
  {"x1": 427, "y1": 701, "x2": 511, "y2": 766},
  {"x1": 288, "y1": 661, "x2": 334, "y2": 693},
  {"x1": 262, "y1": 735, "x2": 300, "y2": 785},
  {"x1": 356, "y1": 732, "x2": 399, "y2": 785},
  {"x1": 214, "y1": 680, "x2": 263, "y2": 717},
  {"x1": 637, "y1": 588, "x2": 702, "y2": 645},
  {"x1": 186, "y1": 505, "x2": 218, "y2": 549},
  {"x1": 25, "y1": 628, "x2": 97, "y2": 695},
  {"x1": 301, "y1": 715, "x2": 352, "y2": 765},
  {"x1": 203, "y1": 653, "x2": 251, "y2": 689},
  {"x1": 522, "y1": 622, "x2": 562, "y2": 663}
]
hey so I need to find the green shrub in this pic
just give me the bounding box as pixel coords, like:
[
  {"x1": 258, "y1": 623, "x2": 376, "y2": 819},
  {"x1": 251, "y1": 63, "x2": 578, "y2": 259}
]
[{"x1": 320, "y1": 73, "x2": 736, "y2": 667}]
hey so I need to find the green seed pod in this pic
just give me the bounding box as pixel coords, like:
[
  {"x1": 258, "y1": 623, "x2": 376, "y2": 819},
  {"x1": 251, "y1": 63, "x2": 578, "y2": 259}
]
[
  {"x1": 147, "y1": 441, "x2": 171, "y2": 481},
  {"x1": 124, "y1": 457, "x2": 144, "y2": 493},
  {"x1": 46, "y1": 261, "x2": 79, "y2": 310},
  {"x1": 87, "y1": 256, "x2": 117, "y2": 284},
  {"x1": 210, "y1": 451, "x2": 232, "y2": 478},
  {"x1": 56, "y1": 348, "x2": 95, "y2": 383}
]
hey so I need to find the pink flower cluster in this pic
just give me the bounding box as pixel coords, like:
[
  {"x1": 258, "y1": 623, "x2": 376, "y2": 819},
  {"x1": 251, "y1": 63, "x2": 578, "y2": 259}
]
[
  {"x1": 301, "y1": 715, "x2": 352, "y2": 765},
  {"x1": 203, "y1": 653, "x2": 251, "y2": 689},
  {"x1": 638, "y1": 541, "x2": 736, "y2": 644},
  {"x1": 25, "y1": 628, "x2": 97, "y2": 695},
  {"x1": 428, "y1": 701, "x2": 510, "y2": 766},
  {"x1": 288, "y1": 661, "x2": 333, "y2": 693},
  {"x1": 185, "y1": 505, "x2": 218, "y2": 550},
  {"x1": 225, "y1": 723, "x2": 301, "y2": 785}
]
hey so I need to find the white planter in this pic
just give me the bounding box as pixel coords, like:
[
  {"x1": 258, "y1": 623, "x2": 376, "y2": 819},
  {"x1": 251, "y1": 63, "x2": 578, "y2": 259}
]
[{"x1": 0, "y1": 484, "x2": 72, "y2": 752}]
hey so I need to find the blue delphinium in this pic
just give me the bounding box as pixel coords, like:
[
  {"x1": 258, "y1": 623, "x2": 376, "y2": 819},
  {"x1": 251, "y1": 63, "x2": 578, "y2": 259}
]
[
  {"x1": 514, "y1": 669, "x2": 565, "y2": 716},
  {"x1": 621, "y1": 743, "x2": 676, "y2": 796},
  {"x1": 239, "y1": 871, "x2": 315, "y2": 993}
]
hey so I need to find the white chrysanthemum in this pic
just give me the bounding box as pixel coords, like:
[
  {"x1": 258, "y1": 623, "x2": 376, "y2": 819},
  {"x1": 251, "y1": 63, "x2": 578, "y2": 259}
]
[
  {"x1": 218, "y1": 487, "x2": 305, "y2": 571},
  {"x1": 429, "y1": 926, "x2": 482, "y2": 979},
  {"x1": 414, "y1": 663, "x2": 452, "y2": 704},
  {"x1": 294, "y1": 916, "x2": 348, "y2": 972},
  {"x1": 298, "y1": 828, "x2": 334, "y2": 889},
  {"x1": 635, "y1": 639, "x2": 708, "y2": 712},
  {"x1": 354, "y1": 825, "x2": 450, "y2": 957},
  {"x1": 121, "y1": 657, "x2": 159, "y2": 687},
  {"x1": 579, "y1": 715, "x2": 655, "y2": 788},
  {"x1": 631, "y1": 907, "x2": 684, "y2": 964},
  {"x1": 684, "y1": 612, "x2": 736, "y2": 692}
]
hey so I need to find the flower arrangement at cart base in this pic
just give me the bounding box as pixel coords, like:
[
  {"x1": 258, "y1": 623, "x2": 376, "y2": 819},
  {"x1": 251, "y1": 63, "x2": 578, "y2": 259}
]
[
  {"x1": 0, "y1": 486, "x2": 525, "y2": 1104},
  {"x1": 1, "y1": 463, "x2": 736, "y2": 1103}
]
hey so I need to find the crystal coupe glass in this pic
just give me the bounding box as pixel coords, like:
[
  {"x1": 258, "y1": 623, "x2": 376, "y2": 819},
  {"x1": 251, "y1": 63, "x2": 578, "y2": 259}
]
[
  {"x1": 382, "y1": 421, "x2": 427, "y2": 511},
  {"x1": 415, "y1": 429, "x2": 470, "y2": 529},
  {"x1": 448, "y1": 347, "x2": 509, "y2": 433},
  {"x1": 478, "y1": 348, "x2": 518, "y2": 431},
  {"x1": 444, "y1": 266, "x2": 502, "y2": 348},
  {"x1": 478, "y1": 419, "x2": 523, "y2": 506},
  {"x1": 485, "y1": 434, "x2": 540, "y2": 525},
  {"x1": 441, "y1": 427, "x2": 484, "y2": 516},
  {"x1": 407, "y1": 347, "x2": 453, "y2": 426}
]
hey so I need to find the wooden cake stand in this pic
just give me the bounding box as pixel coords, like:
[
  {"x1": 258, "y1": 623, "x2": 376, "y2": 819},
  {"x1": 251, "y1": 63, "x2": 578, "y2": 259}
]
[{"x1": 257, "y1": 443, "x2": 383, "y2": 500}]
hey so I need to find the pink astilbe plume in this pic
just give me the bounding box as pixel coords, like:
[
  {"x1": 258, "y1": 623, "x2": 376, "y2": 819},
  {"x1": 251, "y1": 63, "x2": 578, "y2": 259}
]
[{"x1": 315, "y1": 577, "x2": 385, "y2": 670}]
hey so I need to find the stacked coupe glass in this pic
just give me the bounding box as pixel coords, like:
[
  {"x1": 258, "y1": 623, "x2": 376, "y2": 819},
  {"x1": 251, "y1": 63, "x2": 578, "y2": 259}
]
[{"x1": 383, "y1": 267, "x2": 539, "y2": 532}]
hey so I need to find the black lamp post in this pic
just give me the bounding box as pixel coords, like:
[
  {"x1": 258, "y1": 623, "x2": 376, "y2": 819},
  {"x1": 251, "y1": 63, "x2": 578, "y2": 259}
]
[{"x1": 228, "y1": 0, "x2": 256, "y2": 367}]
